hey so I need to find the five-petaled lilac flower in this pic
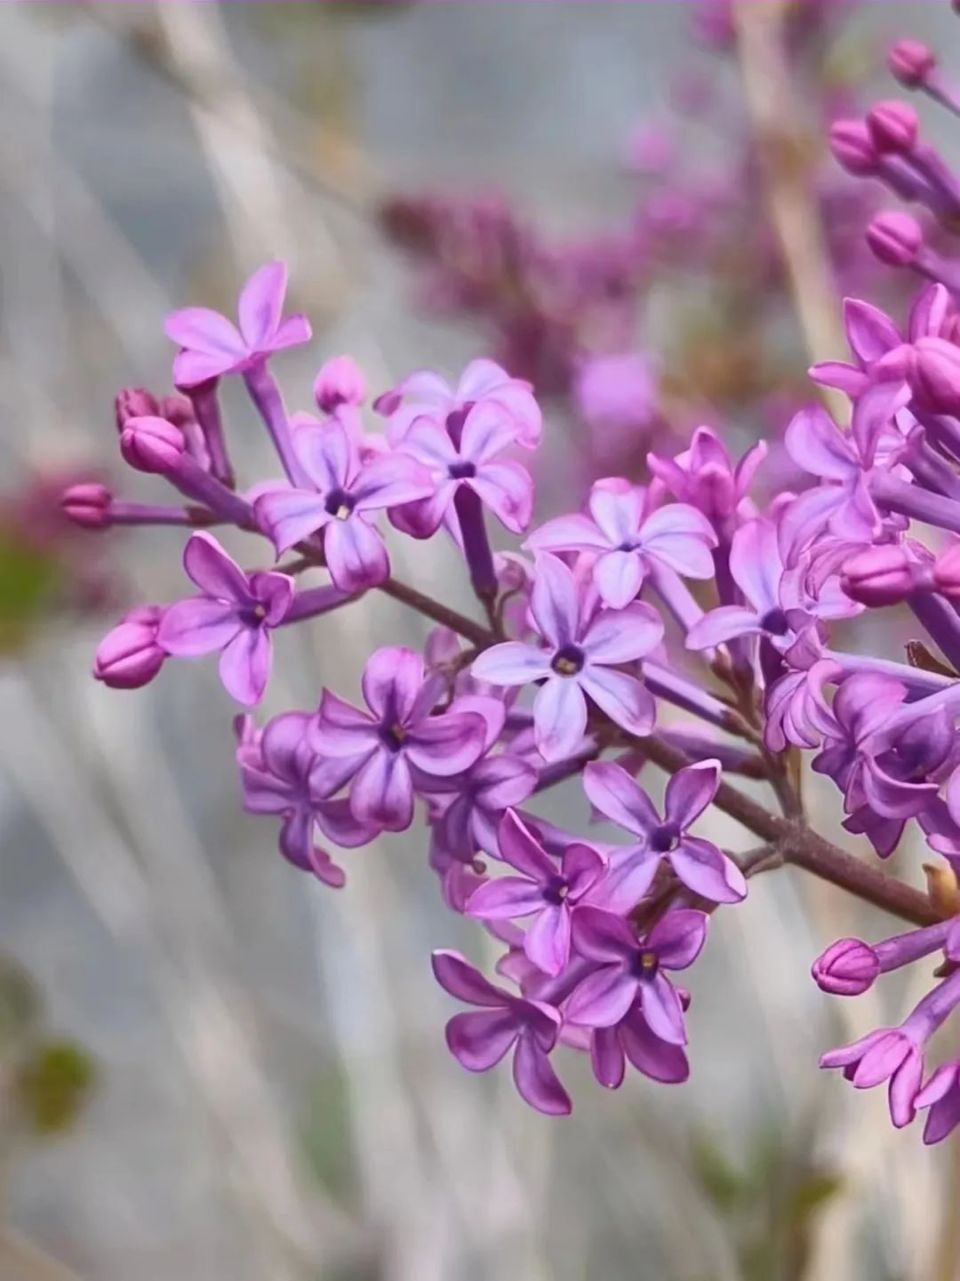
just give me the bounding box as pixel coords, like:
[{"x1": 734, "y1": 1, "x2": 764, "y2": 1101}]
[
  {"x1": 566, "y1": 906, "x2": 707, "y2": 1045},
  {"x1": 466, "y1": 809, "x2": 607, "y2": 976},
  {"x1": 391, "y1": 402, "x2": 534, "y2": 537},
  {"x1": 158, "y1": 532, "x2": 293, "y2": 705},
  {"x1": 648, "y1": 426, "x2": 766, "y2": 533},
  {"x1": 525, "y1": 478, "x2": 716, "y2": 609},
  {"x1": 312, "y1": 647, "x2": 488, "y2": 831},
  {"x1": 165, "y1": 261, "x2": 311, "y2": 388},
  {"x1": 377, "y1": 359, "x2": 542, "y2": 450},
  {"x1": 583, "y1": 759, "x2": 746, "y2": 908},
  {"x1": 254, "y1": 415, "x2": 433, "y2": 592},
  {"x1": 236, "y1": 712, "x2": 375, "y2": 887},
  {"x1": 471, "y1": 553, "x2": 664, "y2": 761},
  {"x1": 431, "y1": 949, "x2": 570, "y2": 1115}
]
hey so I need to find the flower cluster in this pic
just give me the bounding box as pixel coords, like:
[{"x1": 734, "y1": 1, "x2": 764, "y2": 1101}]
[{"x1": 69, "y1": 11, "x2": 960, "y2": 1137}]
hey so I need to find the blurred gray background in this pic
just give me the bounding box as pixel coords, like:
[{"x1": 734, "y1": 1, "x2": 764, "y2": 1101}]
[{"x1": 0, "y1": 3, "x2": 958, "y2": 1280}]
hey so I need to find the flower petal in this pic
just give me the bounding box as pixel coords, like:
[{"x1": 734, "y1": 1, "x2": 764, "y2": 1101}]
[
  {"x1": 670, "y1": 837, "x2": 747, "y2": 903},
  {"x1": 431, "y1": 948, "x2": 511, "y2": 1007},
  {"x1": 530, "y1": 553, "x2": 580, "y2": 648},
  {"x1": 255, "y1": 488, "x2": 329, "y2": 554},
  {"x1": 588, "y1": 478, "x2": 645, "y2": 546},
  {"x1": 581, "y1": 601, "x2": 664, "y2": 664},
  {"x1": 219, "y1": 626, "x2": 272, "y2": 705},
  {"x1": 325, "y1": 516, "x2": 390, "y2": 592},
  {"x1": 620, "y1": 1012, "x2": 689, "y2": 1083},
  {"x1": 512, "y1": 1033, "x2": 571, "y2": 1115},
  {"x1": 466, "y1": 877, "x2": 547, "y2": 921},
  {"x1": 406, "y1": 711, "x2": 487, "y2": 777},
  {"x1": 238, "y1": 261, "x2": 287, "y2": 349},
  {"x1": 525, "y1": 512, "x2": 609, "y2": 553},
  {"x1": 664, "y1": 759, "x2": 720, "y2": 829},
  {"x1": 533, "y1": 677, "x2": 588, "y2": 762},
  {"x1": 578, "y1": 666, "x2": 656, "y2": 738},
  {"x1": 446, "y1": 1010, "x2": 519, "y2": 1071},
  {"x1": 352, "y1": 453, "x2": 435, "y2": 512},
  {"x1": 497, "y1": 809, "x2": 557, "y2": 881},
  {"x1": 686, "y1": 605, "x2": 764, "y2": 650},
  {"x1": 571, "y1": 905, "x2": 638, "y2": 963},
  {"x1": 183, "y1": 531, "x2": 251, "y2": 603},
  {"x1": 524, "y1": 904, "x2": 571, "y2": 976},
  {"x1": 361, "y1": 646, "x2": 424, "y2": 723},
  {"x1": 583, "y1": 760, "x2": 660, "y2": 837},
  {"x1": 470, "y1": 461, "x2": 534, "y2": 533},
  {"x1": 471, "y1": 641, "x2": 552, "y2": 686},
  {"x1": 591, "y1": 1026, "x2": 626, "y2": 1089},
  {"x1": 592, "y1": 549, "x2": 645, "y2": 609},
  {"x1": 164, "y1": 306, "x2": 245, "y2": 358},
  {"x1": 640, "y1": 972, "x2": 686, "y2": 1045},
  {"x1": 349, "y1": 748, "x2": 414, "y2": 830},
  {"x1": 158, "y1": 597, "x2": 241, "y2": 656},
  {"x1": 565, "y1": 966, "x2": 637, "y2": 1029},
  {"x1": 647, "y1": 908, "x2": 708, "y2": 970}
]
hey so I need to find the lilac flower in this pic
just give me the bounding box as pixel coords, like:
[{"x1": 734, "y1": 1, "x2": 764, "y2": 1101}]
[
  {"x1": 313, "y1": 355, "x2": 367, "y2": 415},
  {"x1": 471, "y1": 553, "x2": 664, "y2": 761},
  {"x1": 254, "y1": 415, "x2": 433, "y2": 592},
  {"x1": 431, "y1": 949, "x2": 571, "y2": 1115},
  {"x1": 390, "y1": 401, "x2": 535, "y2": 537},
  {"x1": 466, "y1": 809, "x2": 607, "y2": 976},
  {"x1": 525, "y1": 479, "x2": 716, "y2": 609},
  {"x1": 566, "y1": 906, "x2": 707, "y2": 1044},
  {"x1": 686, "y1": 518, "x2": 857, "y2": 653},
  {"x1": 313, "y1": 647, "x2": 488, "y2": 831},
  {"x1": 165, "y1": 261, "x2": 311, "y2": 388},
  {"x1": 589, "y1": 1003, "x2": 689, "y2": 1089},
  {"x1": 813, "y1": 918, "x2": 956, "y2": 997},
  {"x1": 426, "y1": 751, "x2": 538, "y2": 862},
  {"x1": 158, "y1": 532, "x2": 293, "y2": 705},
  {"x1": 94, "y1": 605, "x2": 167, "y2": 689},
  {"x1": 648, "y1": 427, "x2": 766, "y2": 533},
  {"x1": 376, "y1": 359, "x2": 542, "y2": 449},
  {"x1": 820, "y1": 969, "x2": 960, "y2": 1129},
  {"x1": 237, "y1": 712, "x2": 375, "y2": 887},
  {"x1": 583, "y1": 759, "x2": 746, "y2": 907}
]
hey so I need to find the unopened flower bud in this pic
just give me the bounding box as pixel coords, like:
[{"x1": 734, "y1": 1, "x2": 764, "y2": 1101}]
[
  {"x1": 889, "y1": 40, "x2": 936, "y2": 89},
  {"x1": 812, "y1": 937, "x2": 881, "y2": 996},
  {"x1": 934, "y1": 543, "x2": 960, "y2": 597},
  {"x1": 830, "y1": 120, "x2": 878, "y2": 175},
  {"x1": 114, "y1": 387, "x2": 159, "y2": 433},
  {"x1": 94, "y1": 606, "x2": 167, "y2": 689},
  {"x1": 120, "y1": 416, "x2": 186, "y2": 474},
  {"x1": 867, "y1": 101, "x2": 919, "y2": 155},
  {"x1": 159, "y1": 393, "x2": 197, "y2": 430},
  {"x1": 912, "y1": 337, "x2": 960, "y2": 415},
  {"x1": 866, "y1": 211, "x2": 922, "y2": 267},
  {"x1": 841, "y1": 545, "x2": 920, "y2": 606},
  {"x1": 61, "y1": 483, "x2": 112, "y2": 529},
  {"x1": 314, "y1": 355, "x2": 367, "y2": 415}
]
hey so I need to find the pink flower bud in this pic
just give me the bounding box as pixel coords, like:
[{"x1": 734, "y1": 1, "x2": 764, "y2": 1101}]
[
  {"x1": 888, "y1": 40, "x2": 936, "y2": 90},
  {"x1": 867, "y1": 100, "x2": 919, "y2": 155},
  {"x1": 934, "y1": 543, "x2": 960, "y2": 597},
  {"x1": 812, "y1": 938, "x2": 881, "y2": 996},
  {"x1": 114, "y1": 387, "x2": 159, "y2": 433},
  {"x1": 61, "y1": 483, "x2": 112, "y2": 529},
  {"x1": 314, "y1": 355, "x2": 367, "y2": 415},
  {"x1": 840, "y1": 545, "x2": 920, "y2": 606},
  {"x1": 120, "y1": 415, "x2": 186, "y2": 474},
  {"x1": 830, "y1": 120, "x2": 878, "y2": 176},
  {"x1": 866, "y1": 210, "x2": 922, "y2": 267},
  {"x1": 94, "y1": 606, "x2": 167, "y2": 689},
  {"x1": 159, "y1": 393, "x2": 197, "y2": 430},
  {"x1": 912, "y1": 337, "x2": 960, "y2": 415}
]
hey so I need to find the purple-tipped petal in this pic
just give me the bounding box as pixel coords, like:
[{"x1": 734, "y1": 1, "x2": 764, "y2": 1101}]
[
  {"x1": 497, "y1": 809, "x2": 557, "y2": 881},
  {"x1": 583, "y1": 760, "x2": 660, "y2": 838}
]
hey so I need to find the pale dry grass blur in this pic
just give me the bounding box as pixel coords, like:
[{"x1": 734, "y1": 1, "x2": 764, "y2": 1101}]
[{"x1": 0, "y1": 3, "x2": 958, "y2": 1280}]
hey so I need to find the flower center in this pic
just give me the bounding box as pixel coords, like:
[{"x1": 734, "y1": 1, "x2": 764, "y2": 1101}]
[
  {"x1": 542, "y1": 876, "x2": 569, "y2": 906},
  {"x1": 448, "y1": 459, "x2": 477, "y2": 480},
  {"x1": 551, "y1": 643, "x2": 585, "y2": 677},
  {"x1": 379, "y1": 723, "x2": 407, "y2": 752},
  {"x1": 760, "y1": 607, "x2": 790, "y2": 636},
  {"x1": 325, "y1": 488, "x2": 356, "y2": 521},
  {"x1": 650, "y1": 822, "x2": 679, "y2": 853},
  {"x1": 632, "y1": 949, "x2": 659, "y2": 979}
]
